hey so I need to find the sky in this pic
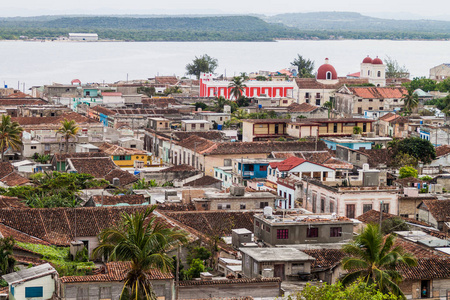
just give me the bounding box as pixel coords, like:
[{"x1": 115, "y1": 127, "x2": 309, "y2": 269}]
[{"x1": 1, "y1": 0, "x2": 449, "y2": 20}]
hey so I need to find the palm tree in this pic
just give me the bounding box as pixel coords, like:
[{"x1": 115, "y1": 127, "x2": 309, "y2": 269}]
[
  {"x1": 0, "y1": 114, "x2": 23, "y2": 162},
  {"x1": 402, "y1": 88, "x2": 419, "y2": 115},
  {"x1": 57, "y1": 119, "x2": 79, "y2": 153},
  {"x1": 341, "y1": 223, "x2": 417, "y2": 297},
  {"x1": 93, "y1": 206, "x2": 187, "y2": 300},
  {"x1": 228, "y1": 76, "x2": 247, "y2": 101},
  {"x1": 0, "y1": 237, "x2": 15, "y2": 275},
  {"x1": 323, "y1": 101, "x2": 333, "y2": 118}
]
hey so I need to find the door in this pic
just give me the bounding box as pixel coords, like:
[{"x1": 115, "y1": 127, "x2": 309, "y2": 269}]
[
  {"x1": 275, "y1": 124, "x2": 279, "y2": 134},
  {"x1": 274, "y1": 264, "x2": 285, "y2": 280},
  {"x1": 358, "y1": 107, "x2": 362, "y2": 114},
  {"x1": 346, "y1": 204, "x2": 355, "y2": 219}
]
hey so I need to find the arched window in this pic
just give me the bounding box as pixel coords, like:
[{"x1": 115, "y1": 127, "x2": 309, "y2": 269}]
[
  {"x1": 326, "y1": 71, "x2": 332, "y2": 80},
  {"x1": 377, "y1": 71, "x2": 381, "y2": 77},
  {"x1": 368, "y1": 70, "x2": 370, "y2": 76}
]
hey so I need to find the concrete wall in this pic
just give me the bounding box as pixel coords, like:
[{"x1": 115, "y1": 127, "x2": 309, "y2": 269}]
[
  {"x1": 11, "y1": 275, "x2": 56, "y2": 300},
  {"x1": 61, "y1": 280, "x2": 173, "y2": 300},
  {"x1": 178, "y1": 280, "x2": 280, "y2": 299}
]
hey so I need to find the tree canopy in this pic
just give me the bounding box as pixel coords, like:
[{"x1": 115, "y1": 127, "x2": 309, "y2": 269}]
[
  {"x1": 0, "y1": 114, "x2": 23, "y2": 162},
  {"x1": 399, "y1": 165, "x2": 418, "y2": 179},
  {"x1": 385, "y1": 56, "x2": 409, "y2": 78},
  {"x1": 186, "y1": 54, "x2": 218, "y2": 79},
  {"x1": 389, "y1": 137, "x2": 436, "y2": 164},
  {"x1": 291, "y1": 55, "x2": 315, "y2": 78}
]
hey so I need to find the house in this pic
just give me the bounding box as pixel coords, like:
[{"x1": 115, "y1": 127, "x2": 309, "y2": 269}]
[
  {"x1": 148, "y1": 117, "x2": 171, "y2": 132},
  {"x1": 242, "y1": 119, "x2": 289, "y2": 142},
  {"x1": 293, "y1": 118, "x2": 374, "y2": 138},
  {"x1": 183, "y1": 175, "x2": 222, "y2": 189},
  {"x1": 181, "y1": 120, "x2": 212, "y2": 132},
  {"x1": 101, "y1": 92, "x2": 124, "y2": 106},
  {"x1": 335, "y1": 145, "x2": 393, "y2": 169},
  {"x1": 323, "y1": 137, "x2": 373, "y2": 151},
  {"x1": 84, "y1": 194, "x2": 147, "y2": 207},
  {"x1": 231, "y1": 158, "x2": 282, "y2": 184},
  {"x1": 240, "y1": 247, "x2": 315, "y2": 280},
  {"x1": 299, "y1": 178, "x2": 399, "y2": 218},
  {"x1": 254, "y1": 212, "x2": 354, "y2": 246},
  {"x1": 417, "y1": 199, "x2": 450, "y2": 231},
  {"x1": 267, "y1": 156, "x2": 336, "y2": 188},
  {"x1": 213, "y1": 166, "x2": 233, "y2": 189},
  {"x1": 192, "y1": 190, "x2": 277, "y2": 211},
  {"x1": 285, "y1": 120, "x2": 320, "y2": 139},
  {"x1": 0, "y1": 162, "x2": 30, "y2": 187},
  {"x1": 98, "y1": 142, "x2": 150, "y2": 168},
  {"x1": 51, "y1": 152, "x2": 109, "y2": 171},
  {"x1": 60, "y1": 262, "x2": 173, "y2": 300},
  {"x1": 171, "y1": 136, "x2": 327, "y2": 177},
  {"x1": 195, "y1": 111, "x2": 231, "y2": 126},
  {"x1": 2, "y1": 263, "x2": 58, "y2": 300},
  {"x1": 423, "y1": 145, "x2": 450, "y2": 174},
  {"x1": 199, "y1": 73, "x2": 296, "y2": 99},
  {"x1": 334, "y1": 86, "x2": 407, "y2": 117},
  {"x1": 429, "y1": 63, "x2": 450, "y2": 81}
]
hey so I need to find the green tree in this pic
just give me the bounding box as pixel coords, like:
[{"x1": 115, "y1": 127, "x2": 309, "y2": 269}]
[
  {"x1": 228, "y1": 76, "x2": 247, "y2": 100},
  {"x1": 396, "y1": 137, "x2": 436, "y2": 164},
  {"x1": 132, "y1": 178, "x2": 158, "y2": 190},
  {"x1": 403, "y1": 77, "x2": 437, "y2": 92},
  {"x1": 185, "y1": 258, "x2": 205, "y2": 280},
  {"x1": 291, "y1": 279, "x2": 399, "y2": 300},
  {"x1": 402, "y1": 88, "x2": 419, "y2": 115},
  {"x1": 381, "y1": 217, "x2": 410, "y2": 235},
  {"x1": 93, "y1": 207, "x2": 187, "y2": 300},
  {"x1": 0, "y1": 237, "x2": 15, "y2": 275},
  {"x1": 353, "y1": 126, "x2": 362, "y2": 134},
  {"x1": 399, "y1": 165, "x2": 418, "y2": 179},
  {"x1": 213, "y1": 96, "x2": 227, "y2": 112},
  {"x1": 437, "y1": 78, "x2": 450, "y2": 92},
  {"x1": 57, "y1": 119, "x2": 79, "y2": 153},
  {"x1": 291, "y1": 54, "x2": 315, "y2": 78},
  {"x1": 323, "y1": 101, "x2": 333, "y2": 118},
  {"x1": 138, "y1": 86, "x2": 156, "y2": 97},
  {"x1": 34, "y1": 154, "x2": 51, "y2": 164},
  {"x1": 194, "y1": 102, "x2": 208, "y2": 111},
  {"x1": 341, "y1": 224, "x2": 417, "y2": 298},
  {"x1": 185, "y1": 54, "x2": 218, "y2": 79},
  {"x1": 385, "y1": 56, "x2": 409, "y2": 78},
  {"x1": 0, "y1": 114, "x2": 23, "y2": 162}
]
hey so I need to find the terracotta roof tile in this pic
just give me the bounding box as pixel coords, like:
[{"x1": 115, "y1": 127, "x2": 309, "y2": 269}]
[
  {"x1": 349, "y1": 87, "x2": 407, "y2": 99},
  {"x1": 0, "y1": 223, "x2": 50, "y2": 245},
  {"x1": 287, "y1": 103, "x2": 318, "y2": 113},
  {"x1": 60, "y1": 261, "x2": 173, "y2": 283},
  {"x1": 179, "y1": 278, "x2": 280, "y2": 286},
  {"x1": 90, "y1": 106, "x2": 117, "y2": 116},
  {"x1": 357, "y1": 209, "x2": 429, "y2": 227},
  {"x1": 420, "y1": 200, "x2": 450, "y2": 223},
  {"x1": 435, "y1": 145, "x2": 450, "y2": 158},
  {"x1": 0, "y1": 162, "x2": 14, "y2": 178},
  {"x1": 68, "y1": 157, "x2": 117, "y2": 178},
  {"x1": 0, "y1": 172, "x2": 30, "y2": 186},
  {"x1": 0, "y1": 196, "x2": 27, "y2": 209},
  {"x1": 91, "y1": 195, "x2": 145, "y2": 206},
  {"x1": 184, "y1": 176, "x2": 221, "y2": 187},
  {"x1": 12, "y1": 112, "x2": 98, "y2": 126},
  {"x1": 52, "y1": 152, "x2": 109, "y2": 162},
  {"x1": 98, "y1": 142, "x2": 147, "y2": 156},
  {"x1": 303, "y1": 249, "x2": 346, "y2": 270},
  {"x1": 162, "y1": 211, "x2": 255, "y2": 236},
  {"x1": 104, "y1": 169, "x2": 139, "y2": 186},
  {"x1": 161, "y1": 164, "x2": 197, "y2": 173},
  {"x1": 0, "y1": 206, "x2": 157, "y2": 246},
  {"x1": 0, "y1": 99, "x2": 47, "y2": 105},
  {"x1": 155, "y1": 76, "x2": 179, "y2": 85}
]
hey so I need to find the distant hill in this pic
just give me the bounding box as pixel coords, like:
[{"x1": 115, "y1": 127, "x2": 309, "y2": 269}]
[
  {"x1": 0, "y1": 13, "x2": 449, "y2": 41},
  {"x1": 265, "y1": 12, "x2": 450, "y2": 33}
]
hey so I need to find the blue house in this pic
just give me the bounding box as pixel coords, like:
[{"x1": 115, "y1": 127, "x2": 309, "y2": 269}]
[
  {"x1": 231, "y1": 158, "x2": 282, "y2": 184},
  {"x1": 323, "y1": 137, "x2": 372, "y2": 151},
  {"x1": 214, "y1": 166, "x2": 233, "y2": 189}
]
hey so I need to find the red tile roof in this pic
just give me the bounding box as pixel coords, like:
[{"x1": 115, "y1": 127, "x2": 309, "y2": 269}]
[
  {"x1": 0, "y1": 206, "x2": 157, "y2": 246},
  {"x1": 0, "y1": 99, "x2": 47, "y2": 106},
  {"x1": 420, "y1": 200, "x2": 450, "y2": 223},
  {"x1": 68, "y1": 157, "x2": 118, "y2": 178},
  {"x1": 90, "y1": 106, "x2": 117, "y2": 116},
  {"x1": 155, "y1": 76, "x2": 179, "y2": 85},
  {"x1": 0, "y1": 162, "x2": 14, "y2": 178},
  {"x1": 12, "y1": 112, "x2": 98, "y2": 126},
  {"x1": 287, "y1": 103, "x2": 318, "y2": 113},
  {"x1": 161, "y1": 164, "x2": 197, "y2": 173},
  {"x1": 269, "y1": 156, "x2": 333, "y2": 171},
  {"x1": 6, "y1": 91, "x2": 32, "y2": 98},
  {"x1": 436, "y1": 145, "x2": 450, "y2": 158},
  {"x1": 52, "y1": 152, "x2": 109, "y2": 162},
  {"x1": 179, "y1": 277, "x2": 280, "y2": 286},
  {"x1": 349, "y1": 87, "x2": 407, "y2": 99},
  {"x1": 104, "y1": 168, "x2": 139, "y2": 186},
  {"x1": 91, "y1": 195, "x2": 145, "y2": 206},
  {"x1": 98, "y1": 142, "x2": 147, "y2": 156},
  {"x1": 60, "y1": 261, "x2": 173, "y2": 283},
  {"x1": 379, "y1": 112, "x2": 400, "y2": 122},
  {"x1": 0, "y1": 223, "x2": 50, "y2": 245},
  {"x1": 357, "y1": 209, "x2": 429, "y2": 227},
  {"x1": 0, "y1": 172, "x2": 30, "y2": 186},
  {"x1": 184, "y1": 176, "x2": 221, "y2": 187},
  {"x1": 0, "y1": 196, "x2": 27, "y2": 209}
]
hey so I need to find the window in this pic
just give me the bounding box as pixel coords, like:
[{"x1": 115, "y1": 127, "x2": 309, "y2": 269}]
[
  {"x1": 277, "y1": 229, "x2": 289, "y2": 239},
  {"x1": 316, "y1": 98, "x2": 320, "y2": 105},
  {"x1": 333, "y1": 123, "x2": 338, "y2": 133},
  {"x1": 249, "y1": 165, "x2": 254, "y2": 171},
  {"x1": 265, "y1": 225, "x2": 270, "y2": 232},
  {"x1": 380, "y1": 99, "x2": 384, "y2": 102},
  {"x1": 260, "y1": 202, "x2": 269, "y2": 208},
  {"x1": 130, "y1": 144, "x2": 136, "y2": 148},
  {"x1": 358, "y1": 99, "x2": 362, "y2": 102},
  {"x1": 368, "y1": 107, "x2": 373, "y2": 110},
  {"x1": 307, "y1": 227, "x2": 319, "y2": 238},
  {"x1": 44, "y1": 144, "x2": 50, "y2": 151},
  {"x1": 356, "y1": 154, "x2": 360, "y2": 161},
  {"x1": 377, "y1": 71, "x2": 381, "y2": 77},
  {"x1": 220, "y1": 117, "x2": 223, "y2": 121},
  {"x1": 363, "y1": 204, "x2": 373, "y2": 214},
  {"x1": 330, "y1": 201, "x2": 335, "y2": 213},
  {"x1": 330, "y1": 227, "x2": 342, "y2": 237},
  {"x1": 394, "y1": 99, "x2": 398, "y2": 102},
  {"x1": 283, "y1": 100, "x2": 288, "y2": 104},
  {"x1": 369, "y1": 99, "x2": 373, "y2": 102},
  {"x1": 11, "y1": 286, "x2": 14, "y2": 297},
  {"x1": 215, "y1": 171, "x2": 218, "y2": 177},
  {"x1": 25, "y1": 287, "x2": 43, "y2": 298},
  {"x1": 255, "y1": 220, "x2": 260, "y2": 227},
  {"x1": 381, "y1": 203, "x2": 390, "y2": 213},
  {"x1": 379, "y1": 107, "x2": 384, "y2": 110},
  {"x1": 200, "y1": 123, "x2": 205, "y2": 128},
  {"x1": 260, "y1": 165, "x2": 267, "y2": 171},
  {"x1": 218, "y1": 204, "x2": 222, "y2": 210},
  {"x1": 363, "y1": 123, "x2": 367, "y2": 132},
  {"x1": 31, "y1": 146, "x2": 37, "y2": 149},
  {"x1": 240, "y1": 204, "x2": 246, "y2": 209},
  {"x1": 305, "y1": 92, "x2": 310, "y2": 98},
  {"x1": 191, "y1": 124, "x2": 196, "y2": 129},
  {"x1": 326, "y1": 71, "x2": 332, "y2": 79},
  {"x1": 220, "y1": 173, "x2": 223, "y2": 179}
]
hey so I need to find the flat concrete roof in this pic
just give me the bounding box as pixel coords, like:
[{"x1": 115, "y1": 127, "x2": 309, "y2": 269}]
[{"x1": 240, "y1": 248, "x2": 315, "y2": 262}]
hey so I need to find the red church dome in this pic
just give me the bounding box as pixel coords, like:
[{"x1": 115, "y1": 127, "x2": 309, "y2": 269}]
[
  {"x1": 362, "y1": 56, "x2": 372, "y2": 63},
  {"x1": 372, "y1": 57, "x2": 383, "y2": 65},
  {"x1": 317, "y1": 58, "x2": 338, "y2": 80}
]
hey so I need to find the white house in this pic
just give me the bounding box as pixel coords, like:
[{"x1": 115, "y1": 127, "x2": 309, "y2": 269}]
[
  {"x1": 101, "y1": 92, "x2": 124, "y2": 106},
  {"x1": 267, "y1": 156, "x2": 336, "y2": 188},
  {"x1": 2, "y1": 263, "x2": 58, "y2": 300}
]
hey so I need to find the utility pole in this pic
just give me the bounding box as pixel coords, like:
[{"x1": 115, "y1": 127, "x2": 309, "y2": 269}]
[
  {"x1": 175, "y1": 245, "x2": 180, "y2": 300},
  {"x1": 379, "y1": 200, "x2": 383, "y2": 231}
]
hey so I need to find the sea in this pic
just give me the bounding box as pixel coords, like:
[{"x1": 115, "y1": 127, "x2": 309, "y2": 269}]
[{"x1": 0, "y1": 39, "x2": 449, "y2": 89}]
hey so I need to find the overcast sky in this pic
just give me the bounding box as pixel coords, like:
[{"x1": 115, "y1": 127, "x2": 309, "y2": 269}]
[{"x1": 1, "y1": 0, "x2": 449, "y2": 19}]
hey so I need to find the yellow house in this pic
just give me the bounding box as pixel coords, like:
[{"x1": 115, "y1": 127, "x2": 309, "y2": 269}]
[{"x1": 98, "y1": 142, "x2": 149, "y2": 168}]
